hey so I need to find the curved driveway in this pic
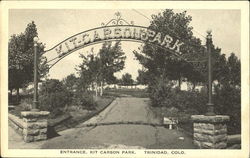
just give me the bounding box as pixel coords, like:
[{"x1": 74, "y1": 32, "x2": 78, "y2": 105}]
[{"x1": 42, "y1": 97, "x2": 195, "y2": 149}]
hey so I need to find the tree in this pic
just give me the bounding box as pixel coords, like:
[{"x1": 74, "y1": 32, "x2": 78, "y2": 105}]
[
  {"x1": 200, "y1": 47, "x2": 240, "y2": 89},
  {"x1": 136, "y1": 69, "x2": 149, "y2": 85},
  {"x1": 77, "y1": 52, "x2": 100, "y2": 95},
  {"x1": 121, "y1": 73, "x2": 134, "y2": 87},
  {"x1": 8, "y1": 21, "x2": 48, "y2": 102},
  {"x1": 77, "y1": 41, "x2": 126, "y2": 96},
  {"x1": 134, "y1": 10, "x2": 205, "y2": 90},
  {"x1": 226, "y1": 53, "x2": 241, "y2": 87},
  {"x1": 98, "y1": 41, "x2": 126, "y2": 95},
  {"x1": 62, "y1": 73, "x2": 78, "y2": 92}
]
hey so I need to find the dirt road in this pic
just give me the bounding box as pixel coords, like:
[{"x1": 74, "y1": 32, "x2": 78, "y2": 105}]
[{"x1": 41, "y1": 97, "x2": 195, "y2": 149}]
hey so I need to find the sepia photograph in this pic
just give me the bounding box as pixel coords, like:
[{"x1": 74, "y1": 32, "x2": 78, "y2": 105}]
[{"x1": 1, "y1": 1, "x2": 249, "y2": 158}]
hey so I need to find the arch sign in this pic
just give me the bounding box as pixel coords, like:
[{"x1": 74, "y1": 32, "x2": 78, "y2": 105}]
[
  {"x1": 52, "y1": 25, "x2": 183, "y2": 56},
  {"x1": 44, "y1": 12, "x2": 184, "y2": 68}
]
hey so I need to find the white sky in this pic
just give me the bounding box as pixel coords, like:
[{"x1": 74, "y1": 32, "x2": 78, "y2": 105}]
[{"x1": 9, "y1": 9, "x2": 241, "y2": 80}]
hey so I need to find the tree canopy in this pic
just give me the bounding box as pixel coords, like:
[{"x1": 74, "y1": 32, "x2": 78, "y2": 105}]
[
  {"x1": 77, "y1": 41, "x2": 126, "y2": 96},
  {"x1": 136, "y1": 69, "x2": 150, "y2": 85},
  {"x1": 8, "y1": 21, "x2": 49, "y2": 101},
  {"x1": 134, "y1": 9, "x2": 240, "y2": 90},
  {"x1": 62, "y1": 73, "x2": 78, "y2": 92},
  {"x1": 98, "y1": 41, "x2": 126, "y2": 84},
  {"x1": 121, "y1": 73, "x2": 134, "y2": 86},
  {"x1": 134, "y1": 9, "x2": 205, "y2": 89}
]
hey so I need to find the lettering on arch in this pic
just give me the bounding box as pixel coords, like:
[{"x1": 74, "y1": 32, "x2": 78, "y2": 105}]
[{"x1": 47, "y1": 25, "x2": 184, "y2": 59}]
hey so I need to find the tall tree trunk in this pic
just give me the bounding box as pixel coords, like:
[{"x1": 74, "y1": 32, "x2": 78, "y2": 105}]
[
  {"x1": 178, "y1": 77, "x2": 181, "y2": 89},
  {"x1": 10, "y1": 89, "x2": 13, "y2": 103},
  {"x1": 206, "y1": 84, "x2": 209, "y2": 96},
  {"x1": 100, "y1": 81, "x2": 103, "y2": 96},
  {"x1": 192, "y1": 82, "x2": 196, "y2": 91},
  {"x1": 95, "y1": 82, "x2": 98, "y2": 97},
  {"x1": 16, "y1": 87, "x2": 20, "y2": 103},
  {"x1": 91, "y1": 83, "x2": 94, "y2": 91}
]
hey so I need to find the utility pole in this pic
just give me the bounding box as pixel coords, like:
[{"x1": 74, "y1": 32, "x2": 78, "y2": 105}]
[{"x1": 205, "y1": 30, "x2": 215, "y2": 116}]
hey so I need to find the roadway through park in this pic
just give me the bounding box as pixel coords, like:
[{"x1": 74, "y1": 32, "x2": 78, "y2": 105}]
[{"x1": 41, "y1": 97, "x2": 195, "y2": 149}]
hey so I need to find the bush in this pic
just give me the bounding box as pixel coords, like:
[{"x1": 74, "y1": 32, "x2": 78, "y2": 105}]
[
  {"x1": 149, "y1": 77, "x2": 207, "y2": 114},
  {"x1": 39, "y1": 79, "x2": 72, "y2": 118},
  {"x1": 72, "y1": 92, "x2": 97, "y2": 110},
  {"x1": 148, "y1": 77, "x2": 174, "y2": 107},
  {"x1": 149, "y1": 77, "x2": 241, "y2": 134},
  {"x1": 20, "y1": 98, "x2": 33, "y2": 111},
  {"x1": 214, "y1": 84, "x2": 241, "y2": 134},
  {"x1": 161, "y1": 107, "x2": 179, "y2": 117},
  {"x1": 173, "y1": 89, "x2": 207, "y2": 114},
  {"x1": 9, "y1": 98, "x2": 33, "y2": 117}
]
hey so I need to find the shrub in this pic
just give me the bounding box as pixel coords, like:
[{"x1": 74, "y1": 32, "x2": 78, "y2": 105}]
[
  {"x1": 173, "y1": 89, "x2": 207, "y2": 114},
  {"x1": 148, "y1": 77, "x2": 174, "y2": 107},
  {"x1": 39, "y1": 79, "x2": 72, "y2": 118},
  {"x1": 149, "y1": 77, "x2": 207, "y2": 114},
  {"x1": 149, "y1": 77, "x2": 241, "y2": 134},
  {"x1": 214, "y1": 84, "x2": 241, "y2": 134},
  {"x1": 9, "y1": 98, "x2": 33, "y2": 117},
  {"x1": 20, "y1": 98, "x2": 33, "y2": 111},
  {"x1": 161, "y1": 107, "x2": 179, "y2": 117},
  {"x1": 72, "y1": 92, "x2": 97, "y2": 110}
]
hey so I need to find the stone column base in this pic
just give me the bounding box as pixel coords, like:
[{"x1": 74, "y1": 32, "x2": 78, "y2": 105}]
[
  {"x1": 191, "y1": 115, "x2": 230, "y2": 149},
  {"x1": 21, "y1": 111, "x2": 50, "y2": 142}
]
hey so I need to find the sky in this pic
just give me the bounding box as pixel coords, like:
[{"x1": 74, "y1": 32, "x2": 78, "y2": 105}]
[{"x1": 9, "y1": 9, "x2": 241, "y2": 80}]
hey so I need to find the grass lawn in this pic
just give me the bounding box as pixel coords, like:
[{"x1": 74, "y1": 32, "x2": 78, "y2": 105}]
[
  {"x1": 48, "y1": 96, "x2": 115, "y2": 132},
  {"x1": 148, "y1": 105, "x2": 194, "y2": 136},
  {"x1": 9, "y1": 95, "x2": 114, "y2": 134},
  {"x1": 65, "y1": 96, "x2": 114, "y2": 124},
  {"x1": 9, "y1": 88, "x2": 147, "y2": 120},
  {"x1": 103, "y1": 88, "x2": 149, "y2": 98}
]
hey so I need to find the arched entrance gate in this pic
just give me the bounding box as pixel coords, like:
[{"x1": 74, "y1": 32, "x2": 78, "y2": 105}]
[{"x1": 32, "y1": 12, "x2": 214, "y2": 115}]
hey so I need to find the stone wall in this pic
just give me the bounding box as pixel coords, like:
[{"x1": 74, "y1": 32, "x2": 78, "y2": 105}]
[
  {"x1": 191, "y1": 115, "x2": 230, "y2": 149},
  {"x1": 21, "y1": 111, "x2": 50, "y2": 142},
  {"x1": 227, "y1": 134, "x2": 241, "y2": 149},
  {"x1": 9, "y1": 113, "x2": 24, "y2": 136},
  {"x1": 9, "y1": 111, "x2": 50, "y2": 142}
]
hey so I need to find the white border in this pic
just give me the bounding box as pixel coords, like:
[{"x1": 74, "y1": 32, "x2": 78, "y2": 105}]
[{"x1": 1, "y1": 1, "x2": 249, "y2": 158}]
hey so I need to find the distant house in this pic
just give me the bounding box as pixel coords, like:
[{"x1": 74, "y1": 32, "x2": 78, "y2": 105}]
[
  {"x1": 9, "y1": 82, "x2": 43, "y2": 95},
  {"x1": 172, "y1": 80, "x2": 218, "y2": 94}
]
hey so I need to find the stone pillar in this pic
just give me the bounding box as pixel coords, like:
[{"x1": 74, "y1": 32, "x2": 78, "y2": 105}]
[
  {"x1": 21, "y1": 111, "x2": 50, "y2": 142},
  {"x1": 191, "y1": 115, "x2": 230, "y2": 149}
]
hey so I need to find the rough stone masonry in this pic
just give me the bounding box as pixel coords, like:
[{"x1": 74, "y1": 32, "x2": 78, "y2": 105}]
[
  {"x1": 191, "y1": 115, "x2": 230, "y2": 149},
  {"x1": 21, "y1": 111, "x2": 50, "y2": 142}
]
